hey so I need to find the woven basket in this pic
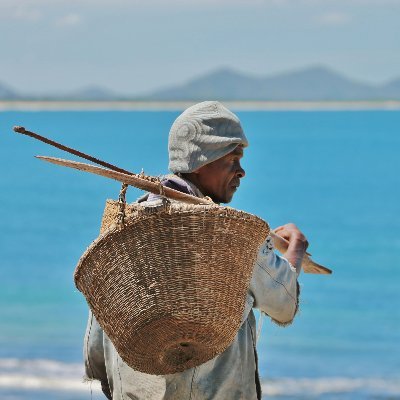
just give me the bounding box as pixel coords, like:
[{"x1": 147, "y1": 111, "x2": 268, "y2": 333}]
[{"x1": 75, "y1": 198, "x2": 269, "y2": 375}]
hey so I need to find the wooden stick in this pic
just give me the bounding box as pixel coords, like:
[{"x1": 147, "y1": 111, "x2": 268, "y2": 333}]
[
  {"x1": 36, "y1": 155, "x2": 332, "y2": 274},
  {"x1": 36, "y1": 156, "x2": 212, "y2": 206},
  {"x1": 270, "y1": 233, "x2": 331, "y2": 274},
  {"x1": 271, "y1": 233, "x2": 312, "y2": 257},
  {"x1": 13, "y1": 126, "x2": 133, "y2": 175}
]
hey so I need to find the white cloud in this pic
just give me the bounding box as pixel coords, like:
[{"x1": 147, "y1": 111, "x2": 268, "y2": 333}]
[
  {"x1": 55, "y1": 13, "x2": 83, "y2": 27},
  {"x1": 316, "y1": 12, "x2": 352, "y2": 26}
]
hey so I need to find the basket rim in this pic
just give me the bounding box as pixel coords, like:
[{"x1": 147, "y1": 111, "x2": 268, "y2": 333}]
[{"x1": 74, "y1": 201, "x2": 270, "y2": 284}]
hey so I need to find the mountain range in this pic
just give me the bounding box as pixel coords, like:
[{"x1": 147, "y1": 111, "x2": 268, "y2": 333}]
[{"x1": 1, "y1": 66, "x2": 399, "y2": 101}]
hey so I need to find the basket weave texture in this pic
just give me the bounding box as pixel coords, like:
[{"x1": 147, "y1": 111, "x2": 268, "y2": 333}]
[{"x1": 75, "y1": 199, "x2": 269, "y2": 375}]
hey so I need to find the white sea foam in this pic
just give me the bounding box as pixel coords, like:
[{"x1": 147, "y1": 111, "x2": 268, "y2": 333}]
[
  {"x1": 0, "y1": 358, "x2": 81, "y2": 375},
  {"x1": 262, "y1": 377, "x2": 400, "y2": 397},
  {"x1": 0, "y1": 374, "x2": 102, "y2": 392},
  {"x1": 0, "y1": 358, "x2": 101, "y2": 392},
  {"x1": 1, "y1": 358, "x2": 399, "y2": 396}
]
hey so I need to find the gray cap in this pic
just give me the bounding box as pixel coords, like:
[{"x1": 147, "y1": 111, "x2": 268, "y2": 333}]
[{"x1": 168, "y1": 101, "x2": 248, "y2": 173}]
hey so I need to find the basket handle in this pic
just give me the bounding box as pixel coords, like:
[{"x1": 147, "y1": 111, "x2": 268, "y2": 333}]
[
  {"x1": 116, "y1": 179, "x2": 172, "y2": 226},
  {"x1": 117, "y1": 183, "x2": 129, "y2": 227}
]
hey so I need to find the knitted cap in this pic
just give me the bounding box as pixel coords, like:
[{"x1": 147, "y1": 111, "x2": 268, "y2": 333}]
[{"x1": 168, "y1": 101, "x2": 248, "y2": 173}]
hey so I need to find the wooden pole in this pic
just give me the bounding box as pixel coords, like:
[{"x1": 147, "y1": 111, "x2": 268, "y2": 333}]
[
  {"x1": 13, "y1": 126, "x2": 133, "y2": 175},
  {"x1": 37, "y1": 156, "x2": 332, "y2": 274},
  {"x1": 36, "y1": 156, "x2": 212, "y2": 206},
  {"x1": 12, "y1": 126, "x2": 331, "y2": 274}
]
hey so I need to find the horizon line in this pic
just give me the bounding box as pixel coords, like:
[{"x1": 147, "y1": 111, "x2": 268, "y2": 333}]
[{"x1": 2, "y1": 100, "x2": 400, "y2": 112}]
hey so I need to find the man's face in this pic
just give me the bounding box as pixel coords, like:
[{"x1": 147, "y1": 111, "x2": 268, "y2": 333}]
[{"x1": 193, "y1": 145, "x2": 245, "y2": 203}]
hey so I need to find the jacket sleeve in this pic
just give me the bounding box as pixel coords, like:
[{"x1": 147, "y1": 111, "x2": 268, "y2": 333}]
[
  {"x1": 83, "y1": 310, "x2": 108, "y2": 382},
  {"x1": 249, "y1": 235, "x2": 300, "y2": 326},
  {"x1": 83, "y1": 311, "x2": 113, "y2": 398}
]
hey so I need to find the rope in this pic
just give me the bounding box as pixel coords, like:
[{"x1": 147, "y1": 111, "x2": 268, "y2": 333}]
[{"x1": 117, "y1": 183, "x2": 128, "y2": 227}]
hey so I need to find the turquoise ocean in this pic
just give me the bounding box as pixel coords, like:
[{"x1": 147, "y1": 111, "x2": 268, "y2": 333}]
[{"x1": 1, "y1": 109, "x2": 399, "y2": 399}]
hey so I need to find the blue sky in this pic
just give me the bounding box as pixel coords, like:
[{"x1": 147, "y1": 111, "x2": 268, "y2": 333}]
[{"x1": 0, "y1": 0, "x2": 399, "y2": 95}]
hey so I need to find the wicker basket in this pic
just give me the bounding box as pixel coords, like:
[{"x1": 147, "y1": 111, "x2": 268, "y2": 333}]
[{"x1": 74, "y1": 198, "x2": 269, "y2": 375}]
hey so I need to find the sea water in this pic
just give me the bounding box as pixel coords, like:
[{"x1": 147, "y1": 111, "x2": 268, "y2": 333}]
[{"x1": 0, "y1": 109, "x2": 399, "y2": 399}]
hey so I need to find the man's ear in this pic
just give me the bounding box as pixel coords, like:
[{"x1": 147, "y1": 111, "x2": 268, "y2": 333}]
[
  {"x1": 190, "y1": 166, "x2": 203, "y2": 176},
  {"x1": 180, "y1": 172, "x2": 198, "y2": 182}
]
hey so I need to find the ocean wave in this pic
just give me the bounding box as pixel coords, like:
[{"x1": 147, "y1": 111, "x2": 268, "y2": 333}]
[
  {"x1": 1, "y1": 358, "x2": 399, "y2": 396},
  {"x1": 262, "y1": 377, "x2": 400, "y2": 397},
  {"x1": 0, "y1": 358, "x2": 81, "y2": 376},
  {"x1": 0, "y1": 358, "x2": 101, "y2": 392},
  {"x1": 0, "y1": 374, "x2": 101, "y2": 392}
]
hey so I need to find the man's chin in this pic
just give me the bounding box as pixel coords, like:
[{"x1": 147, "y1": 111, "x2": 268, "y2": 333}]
[
  {"x1": 221, "y1": 193, "x2": 234, "y2": 204},
  {"x1": 209, "y1": 189, "x2": 235, "y2": 204}
]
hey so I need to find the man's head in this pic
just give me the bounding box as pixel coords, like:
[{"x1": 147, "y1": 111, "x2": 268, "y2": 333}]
[
  {"x1": 168, "y1": 101, "x2": 248, "y2": 203},
  {"x1": 185, "y1": 144, "x2": 245, "y2": 203}
]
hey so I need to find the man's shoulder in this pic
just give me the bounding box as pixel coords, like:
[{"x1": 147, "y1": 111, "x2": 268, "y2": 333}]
[
  {"x1": 138, "y1": 174, "x2": 200, "y2": 203},
  {"x1": 161, "y1": 175, "x2": 194, "y2": 195}
]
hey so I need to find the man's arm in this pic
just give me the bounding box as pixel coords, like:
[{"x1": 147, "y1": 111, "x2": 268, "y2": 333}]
[{"x1": 249, "y1": 223, "x2": 307, "y2": 325}]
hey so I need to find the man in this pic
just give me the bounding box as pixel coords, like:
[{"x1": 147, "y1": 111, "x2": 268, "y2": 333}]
[{"x1": 84, "y1": 101, "x2": 308, "y2": 400}]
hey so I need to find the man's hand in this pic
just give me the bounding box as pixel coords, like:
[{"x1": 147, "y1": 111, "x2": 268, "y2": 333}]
[{"x1": 273, "y1": 223, "x2": 309, "y2": 275}]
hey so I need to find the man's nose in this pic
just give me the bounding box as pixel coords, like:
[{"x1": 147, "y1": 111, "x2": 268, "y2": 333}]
[{"x1": 237, "y1": 165, "x2": 245, "y2": 178}]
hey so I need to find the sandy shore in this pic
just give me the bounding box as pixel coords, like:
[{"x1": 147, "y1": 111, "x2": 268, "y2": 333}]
[{"x1": 1, "y1": 100, "x2": 400, "y2": 111}]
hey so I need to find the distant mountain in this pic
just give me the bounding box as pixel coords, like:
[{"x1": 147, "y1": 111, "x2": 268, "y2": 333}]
[
  {"x1": 145, "y1": 68, "x2": 260, "y2": 101},
  {"x1": 145, "y1": 66, "x2": 400, "y2": 101},
  {"x1": 0, "y1": 83, "x2": 121, "y2": 101},
  {"x1": 0, "y1": 82, "x2": 20, "y2": 99},
  {"x1": 64, "y1": 85, "x2": 120, "y2": 100},
  {"x1": 1, "y1": 66, "x2": 399, "y2": 101},
  {"x1": 379, "y1": 77, "x2": 400, "y2": 98}
]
